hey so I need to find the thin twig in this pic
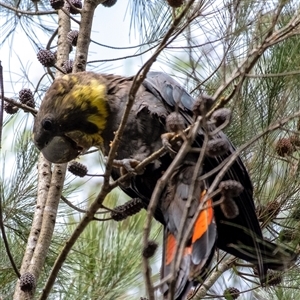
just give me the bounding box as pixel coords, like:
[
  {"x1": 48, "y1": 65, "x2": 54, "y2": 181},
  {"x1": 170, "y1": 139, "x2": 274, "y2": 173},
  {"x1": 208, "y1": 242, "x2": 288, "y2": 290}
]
[
  {"x1": 87, "y1": 42, "x2": 159, "y2": 64},
  {"x1": 193, "y1": 257, "x2": 235, "y2": 299},
  {"x1": 65, "y1": 0, "x2": 82, "y2": 15},
  {"x1": 53, "y1": 64, "x2": 66, "y2": 75},
  {"x1": 0, "y1": 2, "x2": 57, "y2": 15},
  {"x1": 246, "y1": 69, "x2": 300, "y2": 78},
  {"x1": 60, "y1": 195, "x2": 110, "y2": 215},
  {"x1": 33, "y1": 72, "x2": 49, "y2": 96},
  {"x1": 167, "y1": 119, "x2": 209, "y2": 299},
  {"x1": 46, "y1": 28, "x2": 59, "y2": 51},
  {"x1": 3, "y1": 96, "x2": 37, "y2": 115},
  {"x1": 90, "y1": 38, "x2": 160, "y2": 50},
  {"x1": 61, "y1": 7, "x2": 81, "y2": 25}
]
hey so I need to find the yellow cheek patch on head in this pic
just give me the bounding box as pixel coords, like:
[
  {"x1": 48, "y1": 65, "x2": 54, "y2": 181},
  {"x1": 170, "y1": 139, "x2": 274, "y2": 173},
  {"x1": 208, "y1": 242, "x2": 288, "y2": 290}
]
[
  {"x1": 85, "y1": 80, "x2": 108, "y2": 132},
  {"x1": 60, "y1": 79, "x2": 108, "y2": 128},
  {"x1": 54, "y1": 75, "x2": 109, "y2": 148}
]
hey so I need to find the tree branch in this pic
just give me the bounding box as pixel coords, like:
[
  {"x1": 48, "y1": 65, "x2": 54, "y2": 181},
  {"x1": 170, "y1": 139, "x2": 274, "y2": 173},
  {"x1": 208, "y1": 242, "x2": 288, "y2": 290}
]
[
  {"x1": 0, "y1": 2, "x2": 57, "y2": 15},
  {"x1": 13, "y1": 5, "x2": 71, "y2": 300}
]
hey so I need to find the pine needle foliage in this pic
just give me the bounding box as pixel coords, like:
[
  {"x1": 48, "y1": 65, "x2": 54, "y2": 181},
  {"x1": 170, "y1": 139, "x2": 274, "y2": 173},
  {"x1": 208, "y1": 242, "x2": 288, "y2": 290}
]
[{"x1": 0, "y1": 131, "x2": 39, "y2": 298}]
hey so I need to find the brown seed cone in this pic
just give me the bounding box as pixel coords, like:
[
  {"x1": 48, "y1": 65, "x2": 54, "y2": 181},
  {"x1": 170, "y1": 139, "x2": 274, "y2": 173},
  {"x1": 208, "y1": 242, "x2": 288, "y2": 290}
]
[
  {"x1": 220, "y1": 196, "x2": 239, "y2": 219},
  {"x1": 206, "y1": 138, "x2": 230, "y2": 157},
  {"x1": 211, "y1": 108, "x2": 232, "y2": 128},
  {"x1": 219, "y1": 180, "x2": 244, "y2": 198},
  {"x1": 68, "y1": 161, "x2": 88, "y2": 177},
  {"x1": 266, "y1": 200, "x2": 281, "y2": 217},
  {"x1": 166, "y1": 112, "x2": 185, "y2": 133},
  {"x1": 192, "y1": 94, "x2": 214, "y2": 117},
  {"x1": 111, "y1": 198, "x2": 144, "y2": 221},
  {"x1": 62, "y1": 59, "x2": 73, "y2": 74},
  {"x1": 68, "y1": 0, "x2": 82, "y2": 14},
  {"x1": 142, "y1": 240, "x2": 158, "y2": 258},
  {"x1": 256, "y1": 200, "x2": 280, "y2": 223},
  {"x1": 20, "y1": 272, "x2": 36, "y2": 292},
  {"x1": 50, "y1": 0, "x2": 64, "y2": 9},
  {"x1": 102, "y1": 0, "x2": 118, "y2": 7},
  {"x1": 279, "y1": 228, "x2": 294, "y2": 242},
  {"x1": 37, "y1": 49, "x2": 56, "y2": 67},
  {"x1": 111, "y1": 209, "x2": 126, "y2": 221},
  {"x1": 19, "y1": 87, "x2": 33, "y2": 100},
  {"x1": 166, "y1": 0, "x2": 184, "y2": 8},
  {"x1": 223, "y1": 287, "x2": 240, "y2": 300},
  {"x1": 275, "y1": 138, "x2": 294, "y2": 157},
  {"x1": 19, "y1": 88, "x2": 35, "y2": 108},
  {"x1": 266, "y1": 270, "x2": 282, "y2": 286},
  {"x1": 67, "y1": 30, "x2": 79, "y2": 46},
  {"x1": 4, "y1": 102, "x2": 19, "y2": 114},
  {"x1": 289, "y1": 134, "x2": 300, "y2": 147}
]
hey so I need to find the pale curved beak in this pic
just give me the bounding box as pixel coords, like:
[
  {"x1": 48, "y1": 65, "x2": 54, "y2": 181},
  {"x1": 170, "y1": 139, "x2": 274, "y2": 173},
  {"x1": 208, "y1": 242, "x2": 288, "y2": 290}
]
[{"x1": 41, "y1": 136, "x2": 81, "y2": 163}]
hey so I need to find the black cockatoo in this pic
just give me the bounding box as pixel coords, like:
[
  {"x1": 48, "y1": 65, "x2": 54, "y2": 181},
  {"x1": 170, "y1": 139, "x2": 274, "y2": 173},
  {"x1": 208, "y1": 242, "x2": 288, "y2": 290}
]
[{"x1": 33, "y1": 71, "x2": 297, "y2": 299}]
